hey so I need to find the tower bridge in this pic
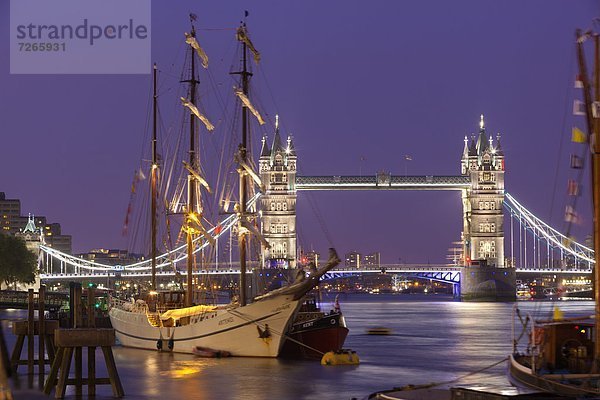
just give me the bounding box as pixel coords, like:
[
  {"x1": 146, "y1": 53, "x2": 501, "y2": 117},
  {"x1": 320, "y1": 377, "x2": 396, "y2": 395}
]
[{"x1": 35, "y1": 116, "x2": 594, "y2": 300}]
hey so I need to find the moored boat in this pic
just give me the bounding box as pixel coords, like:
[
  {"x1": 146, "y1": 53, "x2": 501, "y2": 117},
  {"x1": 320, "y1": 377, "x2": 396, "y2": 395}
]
[
  {"x1": 109, "y1": 15, "x2": 341, "y2": 357},
  {"x1": 507, "y1": 29, "x2": 600, "y2": 396},
  {"x1": 279, "y1": 295, "x2": 348, "y2": 359}
]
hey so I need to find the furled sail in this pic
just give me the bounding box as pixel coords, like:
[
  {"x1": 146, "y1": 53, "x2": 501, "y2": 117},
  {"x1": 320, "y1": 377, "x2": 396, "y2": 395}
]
[
  {"x1": 182, "y1": 161, "x2": 211, "y2": 193},
  {"x1": 185, "y1": 212, "x2": 216, "y2": 246},
  {"x1": 160, "y1": 304, "x2": 216, "y2": 321},
  {"x1": 234, "y1": 89, "x2": 265, "y2": 125},
  {"x1": 234, "y1": 154, "x2": 264, "y2": 191},
  {"x1": 236, "y1": 27, "x2": 260, "y2": 64},
  {"x1": 180, "y1": 97, "x2": 215, "y2": 131},
  {"x1": 239, "y1": 219, "x2": 270, "y2": 248},
  {"x1": 184, "y1": 32, "x2": 209, "y2": 68}
]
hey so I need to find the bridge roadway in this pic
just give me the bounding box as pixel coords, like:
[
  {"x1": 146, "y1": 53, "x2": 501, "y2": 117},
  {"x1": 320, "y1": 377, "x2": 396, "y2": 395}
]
[
  {"x1": 295, "y1": 175, "x2": 470, "y2": 191},
  {"x1": 39, "y1": 264, "x2": 593, "y2": 282}
]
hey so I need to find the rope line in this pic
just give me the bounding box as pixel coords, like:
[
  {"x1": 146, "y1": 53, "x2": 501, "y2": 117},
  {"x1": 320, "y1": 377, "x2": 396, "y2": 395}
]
[{"x1": 367, "y1": 357, "x2": 509, "y2": 399}]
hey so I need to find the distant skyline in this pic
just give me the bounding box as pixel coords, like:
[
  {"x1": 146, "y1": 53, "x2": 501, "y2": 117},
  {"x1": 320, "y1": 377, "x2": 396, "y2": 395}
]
[{"x1": 0, "y1": 1, "x2": 597, "y2": 263}]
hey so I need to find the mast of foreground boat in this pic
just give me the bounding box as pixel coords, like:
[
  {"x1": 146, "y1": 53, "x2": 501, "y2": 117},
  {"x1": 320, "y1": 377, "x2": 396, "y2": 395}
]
[
  {"x1": 184, "y1": 22, "x2": 200, "y2": 307},
  {"x1": 576, "y1": 29, "x2": 600, "y2": 371},
  {"x1": 151, "y1": 62, "x2": 158, "y2": 293},
  {"x1": 593, "y1": 31, "x2": 600, "y2": 372},
  {"x1": 232, "y1": 22, "x2": 251, "y2": 307}
]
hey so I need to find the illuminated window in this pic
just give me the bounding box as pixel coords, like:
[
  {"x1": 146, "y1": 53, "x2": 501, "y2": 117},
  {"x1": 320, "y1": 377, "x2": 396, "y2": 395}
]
[
  {"x1": 270, "y1": 202, "x2": 275, "y2": 211},
  {"x1": 479, "y1": 241, "x2": 496, "y2": 258},
  {"x1": 276, "y1": 202, "x2": 282, "y2": 211},
  {"x1": 282, "y1": 202, "x2": 288, "y2": 211}
]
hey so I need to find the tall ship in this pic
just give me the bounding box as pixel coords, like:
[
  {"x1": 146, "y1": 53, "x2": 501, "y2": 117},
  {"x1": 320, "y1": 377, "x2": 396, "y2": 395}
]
[
  {"x1": 508, "y1": 29, "x2": 600, "y2": 395},
  {"x1": 109, "y1": 15, "x2": 340, "y2": 357}
]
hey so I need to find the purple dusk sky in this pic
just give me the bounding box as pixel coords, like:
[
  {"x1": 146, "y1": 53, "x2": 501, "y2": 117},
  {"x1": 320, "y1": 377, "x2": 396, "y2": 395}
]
[{"x1": 0, "y1": 1, "x2": 597, "y2": 264}]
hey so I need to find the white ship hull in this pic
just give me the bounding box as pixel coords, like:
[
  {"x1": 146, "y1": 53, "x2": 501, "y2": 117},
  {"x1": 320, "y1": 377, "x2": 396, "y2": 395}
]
[{"x1": 109, "y1": 293, "x2": 302, "y2": 357}]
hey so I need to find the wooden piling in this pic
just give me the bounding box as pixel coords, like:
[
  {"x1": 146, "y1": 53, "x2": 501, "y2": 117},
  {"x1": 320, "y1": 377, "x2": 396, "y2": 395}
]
[
  {"x1": 27, "y1": 290, "x2": 34, "y2": 376},
  {"x1": 10, "y1": 287, "x2": 57, "y2": 377},
  {"x1": 87, "y1": 287, "x2": 95, "y2": 328},
  {"x1": 44, "y1": 328, "x2": 124, "y2": 398},
  {"x1": 38, "y1": 285, "x2": 46, "y2": 387}
]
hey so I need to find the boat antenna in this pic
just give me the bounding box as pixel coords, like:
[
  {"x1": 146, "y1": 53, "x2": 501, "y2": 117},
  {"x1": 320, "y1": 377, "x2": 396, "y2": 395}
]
[
  {"x1": 151, "y1": 62, "x2": 158, "y2": 292},
  {"x1": 232, "y1": 18, "x2": 253, "y2": 306}
]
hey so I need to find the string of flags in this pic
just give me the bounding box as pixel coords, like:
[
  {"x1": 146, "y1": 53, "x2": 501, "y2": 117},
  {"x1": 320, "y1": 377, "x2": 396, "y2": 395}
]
[{"x1": 565, "y1": 74, "x2": 587, "y2": 225}]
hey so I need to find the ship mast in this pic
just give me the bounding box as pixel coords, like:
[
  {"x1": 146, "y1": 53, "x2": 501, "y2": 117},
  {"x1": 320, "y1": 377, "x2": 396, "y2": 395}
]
[
  {"x1": 151, "y1": 63, "x2": 158, "y2": 292},
  {"x1": 233, "y1": 22, "x2": 252, "y2": 307},
  {"x1": 184, "y1": 21, "x2": 200, "y2": 308},
  {"x1": 576, "y1": 29, "x2": 600, "y2": 370}
]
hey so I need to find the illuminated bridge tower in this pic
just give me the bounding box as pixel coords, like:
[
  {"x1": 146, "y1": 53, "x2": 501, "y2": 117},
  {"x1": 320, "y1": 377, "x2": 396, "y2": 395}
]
[
  {"x1": 258, "y1": 117, "x2": 297, "y2": 268},
  {"x1": 460, "y1": 115, "x2": 514, "y2": 300}
]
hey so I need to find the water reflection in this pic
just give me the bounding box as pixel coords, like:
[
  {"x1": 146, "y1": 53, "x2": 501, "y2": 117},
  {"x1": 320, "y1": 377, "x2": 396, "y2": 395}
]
[{"x1": 0, "y1": 296, "x2": 595, "y2": 399}]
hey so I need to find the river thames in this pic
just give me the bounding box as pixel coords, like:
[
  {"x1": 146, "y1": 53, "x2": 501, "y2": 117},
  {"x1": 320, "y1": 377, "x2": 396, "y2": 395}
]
[{"x1": 2, "y1": 293, "x2": 594, "y2": 399}]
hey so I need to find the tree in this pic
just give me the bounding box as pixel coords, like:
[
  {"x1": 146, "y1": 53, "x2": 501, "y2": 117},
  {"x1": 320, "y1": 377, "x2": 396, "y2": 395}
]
[{"x1": 0, "y1": 235, "x2": 37, "y2": 289}]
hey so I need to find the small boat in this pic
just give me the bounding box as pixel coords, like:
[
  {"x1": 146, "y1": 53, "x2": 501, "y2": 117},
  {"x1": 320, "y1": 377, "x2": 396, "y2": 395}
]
[
  {"x1": 280, "y1": 294, "x2": 349, "y2": 359},
  {"x1": 366, "y1": 327, "x2": 392, "y2": 335},
  {"x1": 192, "y1": 346, "x2": 231, "y2": 358}
]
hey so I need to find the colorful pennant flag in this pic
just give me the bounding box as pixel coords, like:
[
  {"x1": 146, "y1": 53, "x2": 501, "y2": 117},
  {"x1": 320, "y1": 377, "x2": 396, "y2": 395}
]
[
  {"x1": 567, "y1": 179, "x2": 580, "y2": 196},
  {"x1": 572, "y1": 127, "x2": 587, "y2": 143},
  {"x1": 573, "y1": 99, "x2": 586, "y2": 116},
  {"x1": 570, "y1": 154, "x2": 583, "y2": 169},
  {"x1": 122, "y1": 203, "x2": 132, "y2": 235}
]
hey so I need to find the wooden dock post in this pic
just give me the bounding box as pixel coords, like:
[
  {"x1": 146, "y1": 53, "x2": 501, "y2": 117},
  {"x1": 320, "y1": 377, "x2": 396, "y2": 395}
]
[
  {"x1": 43, "y1": 283, "x2": 123, "y2": 398},
  {"x1": 27, "y1": 289, "x2": 33, "y2": 376},
  {"x1": 10, "y1": 286, "x2": 57, "y2": 376},
  {"x1": 43, "y1": 329, "x2": 124, "y2": 399},
  {"x1": 38, "y1": 285, "x2": 45, "y2": 388}
]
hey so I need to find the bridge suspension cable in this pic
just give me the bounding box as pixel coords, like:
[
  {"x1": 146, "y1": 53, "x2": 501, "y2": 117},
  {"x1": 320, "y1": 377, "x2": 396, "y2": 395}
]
[
  {"x1": 39, "y1": 191, "x2": 595, "y2": 277},
  {"x1": 504, "y1": 192, "x2": 593, "y2": 265},
  {"x1": 39, "y1": 193, "x2": 260, "y2": 274}
]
